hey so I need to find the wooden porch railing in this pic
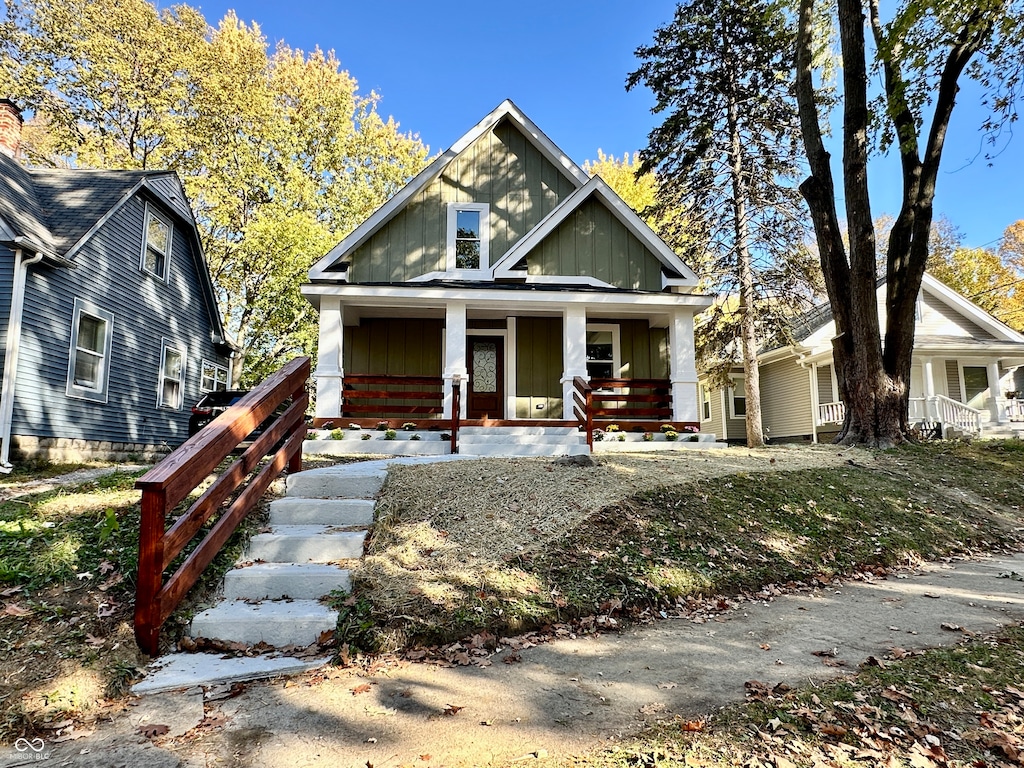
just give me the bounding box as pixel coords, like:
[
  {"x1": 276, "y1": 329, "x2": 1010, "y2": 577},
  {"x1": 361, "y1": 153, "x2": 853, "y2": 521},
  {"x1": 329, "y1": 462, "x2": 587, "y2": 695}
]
[
  {"x1": 343, "y1": 374, "x2": 444, "y2": 418},
  {"x1": 572, "y1": 376, "x2": 594, "y2": 449},
  {"x1": 134, "y1": 356, "x2": 310, "y2": 656},
  {"x1": 588, "y1": 378, "x2": 672, "y2": 421}
]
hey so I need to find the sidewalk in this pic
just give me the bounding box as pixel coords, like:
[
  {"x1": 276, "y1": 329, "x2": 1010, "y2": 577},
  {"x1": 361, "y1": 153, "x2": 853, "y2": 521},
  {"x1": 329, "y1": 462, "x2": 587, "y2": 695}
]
[{"x1": 11, "y1": 551, "x2": 1024, "y2": 768}]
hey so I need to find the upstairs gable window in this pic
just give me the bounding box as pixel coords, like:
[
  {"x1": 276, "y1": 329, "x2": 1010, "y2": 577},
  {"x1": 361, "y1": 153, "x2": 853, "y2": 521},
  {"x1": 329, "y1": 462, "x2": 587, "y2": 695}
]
[
  {"x1": 446, "y1": 203, "x2": 489, "y2": 273},
  {"x1": 141, "y1": 204, "x2": 172, "y2": 280}
]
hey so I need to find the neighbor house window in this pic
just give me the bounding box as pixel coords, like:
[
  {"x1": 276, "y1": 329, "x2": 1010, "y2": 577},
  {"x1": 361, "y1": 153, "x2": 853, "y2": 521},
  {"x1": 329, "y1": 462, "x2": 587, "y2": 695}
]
[
  {"x1": 200, "y1": 360, "x2": 229, "y2": 392},
  {"x1": 585, "y1": 324, "x2": 620, "y2": 381},
  {"x1": 446, "y1": 203, "x2": 489, "y2": 271},
  {"x1": 66, "y1": 298, "x2": 114, "y2": 402},
  {"x1": 729, "y1": 377, "x2": 746, "y2": 418},
  {"x1": 141, "y1": 204, "x2": 172, "y2": 280},
  {"x1": 700, "y1": 385, "x2": 711, "y2": 421},
  {"x1": 159, "y1": 340, "x2": 185, "y2": 409}
]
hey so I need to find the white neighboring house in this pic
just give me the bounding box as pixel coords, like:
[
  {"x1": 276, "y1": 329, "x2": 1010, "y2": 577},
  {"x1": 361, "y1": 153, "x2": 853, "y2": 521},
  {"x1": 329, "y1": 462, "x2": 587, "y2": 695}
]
[{"x1": 699, "y1": 273, "x2": 1024, "y2": 442}]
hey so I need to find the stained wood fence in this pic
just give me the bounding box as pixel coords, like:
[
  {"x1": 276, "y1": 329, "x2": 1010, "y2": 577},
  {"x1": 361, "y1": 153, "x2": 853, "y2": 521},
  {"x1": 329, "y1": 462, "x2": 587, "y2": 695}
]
[
  {"x1": 133, "y1": 356, "x2": 310, "y2": 655},
  {"x1": 588, "y1": 378, "x2": 673, "y2": 420}
]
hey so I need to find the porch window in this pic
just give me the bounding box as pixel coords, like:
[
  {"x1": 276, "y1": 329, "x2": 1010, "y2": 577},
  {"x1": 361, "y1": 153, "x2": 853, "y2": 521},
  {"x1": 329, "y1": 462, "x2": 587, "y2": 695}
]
[
  {"x1": 962, "y1": 365, "x2": 989, "y2": 403},
  {"x1": 159, "y1": 340, "x2": 185, "y2": 409},
  {"x1": 586, "y1": 324, "x2": 620, "y2": 380},
  {"x1": 729, "y1": 377, "x2": 746, "y2": 418},
  {"x1": 141, "y1": 204, "x2": 172, "y2": 280},
  {"x1": 66, "y1": 298, "x2": 113, "y2": 403},
  {"x1": 446, "y1": 203, "x2": 490, "y2": 272}
]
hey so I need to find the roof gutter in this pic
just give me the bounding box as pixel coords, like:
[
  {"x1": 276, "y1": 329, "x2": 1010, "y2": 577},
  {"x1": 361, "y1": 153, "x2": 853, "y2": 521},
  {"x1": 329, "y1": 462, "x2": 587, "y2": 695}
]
[{"x1": 0, "y1": 247, "x2": 45, "y2": 472}]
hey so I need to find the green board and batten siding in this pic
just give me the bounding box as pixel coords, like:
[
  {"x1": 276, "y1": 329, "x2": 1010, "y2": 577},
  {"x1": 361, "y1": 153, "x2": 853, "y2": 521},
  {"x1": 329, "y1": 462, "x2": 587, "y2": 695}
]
[
  {"x1": 347, "y1": 120, "x2": 576, "y2": 283},
  {"x1": 614, "y1": 319, "x2": 669, "y2": 379},
  {"x1": 528, "y1": 197, "x2": 665, "y2": 292},
  {"x1": 344, "y1": 319, "x2": 443, "y2": 376},
  {"x1": 515, "y1": 316, "x2": 562, "y2": 418}
]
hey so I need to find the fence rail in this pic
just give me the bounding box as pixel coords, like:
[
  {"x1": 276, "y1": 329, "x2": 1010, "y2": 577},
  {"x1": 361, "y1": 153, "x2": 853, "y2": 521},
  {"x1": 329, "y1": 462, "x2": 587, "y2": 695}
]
[
  {"x1": 588, "y1": 378, "x2": 672, "y2": 420},
  {"x1": 343, "y1": 374, "x2": 444, "y2": 417},
  {"x1": 573, "y1": 376, "x2": 594, "y2": 449},
  {"x1": 134, "y1": 356, "x2": 310, "y2": 656}
]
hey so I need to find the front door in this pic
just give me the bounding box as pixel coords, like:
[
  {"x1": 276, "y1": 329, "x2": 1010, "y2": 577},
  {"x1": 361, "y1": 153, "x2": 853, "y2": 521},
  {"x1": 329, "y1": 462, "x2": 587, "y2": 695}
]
[{"x1": 467, "y1": 336, "x2": 504, "y2": 419}]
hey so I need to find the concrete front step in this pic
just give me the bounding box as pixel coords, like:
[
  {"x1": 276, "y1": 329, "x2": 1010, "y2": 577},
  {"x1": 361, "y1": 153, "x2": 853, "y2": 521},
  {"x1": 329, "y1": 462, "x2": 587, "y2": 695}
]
[
  {"x1": 190, "y1": 599, "x2": 338, "y2": 647},
  {"x1": 223, "y1": 562, "x2": 352, "y2": 600},
  {"x1": 459, "y1": 442, "x2": 590, "y2": 457},
  {"x1": 458, "y1": 426, "x2": 578, "y2": 436},
  {"x1": 457, "y1": 433, "x2": 586, "y2": 444},
  {"x1": 269, "y1": 497, "x2": 375, "y2": 526},
  {"x1": 246, "y1": 525, "x2": 366, "y2": 563},
  {"x1": 285, "y1": 466, "x2": 387, "y2": 499}
]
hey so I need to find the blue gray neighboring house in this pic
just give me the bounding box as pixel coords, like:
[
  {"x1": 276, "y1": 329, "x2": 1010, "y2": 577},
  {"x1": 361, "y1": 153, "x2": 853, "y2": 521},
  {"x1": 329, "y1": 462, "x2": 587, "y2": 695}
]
[{"x1": 0, "y1": 100, "x2": 234, "y2": 467}]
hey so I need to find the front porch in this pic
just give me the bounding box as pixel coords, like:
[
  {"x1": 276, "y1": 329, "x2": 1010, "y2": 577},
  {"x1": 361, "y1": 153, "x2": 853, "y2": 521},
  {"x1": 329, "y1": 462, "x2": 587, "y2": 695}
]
[
  {"x1": 307, "y1": 286, "x2": 714, "y2": 454},
  {"x1": 817, "y1": 395, "x2": 985, "y2": 438}
]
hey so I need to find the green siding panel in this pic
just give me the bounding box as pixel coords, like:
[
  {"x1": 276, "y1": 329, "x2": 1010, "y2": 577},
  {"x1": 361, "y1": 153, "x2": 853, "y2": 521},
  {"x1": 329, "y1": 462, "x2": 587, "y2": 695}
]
[
  {"x1": 527, "y1": 197, "x2": 663, "y2": 290},
  {"x1": 515, "y1": 316, "x2": 562, "y2": 418},
  {"x1": 343, "y1": 319, "x2": 443, "y2": 376},
  {"x1": 347, "y1": 118, "x2": 575, "y2": 282}
]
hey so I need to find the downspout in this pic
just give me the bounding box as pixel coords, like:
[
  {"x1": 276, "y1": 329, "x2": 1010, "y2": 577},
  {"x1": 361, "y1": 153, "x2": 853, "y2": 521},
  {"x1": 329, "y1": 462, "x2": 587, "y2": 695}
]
[{"x1": 0, "y1": 247, "x2": 44, "y2": 472}]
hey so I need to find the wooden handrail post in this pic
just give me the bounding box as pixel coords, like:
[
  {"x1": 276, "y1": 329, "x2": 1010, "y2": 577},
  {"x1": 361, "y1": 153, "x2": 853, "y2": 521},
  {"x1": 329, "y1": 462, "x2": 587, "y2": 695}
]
[
  {"x1": 288, "y1": 382, "x2": 305, "y2": 474},
  {"x1": 451, "y1": 374, "x2": 461, "y2": 454},
  {"x1": 135, "y1": 487, "x2": 167, "y2": 656},
  {"x1": 585, "y1": 387, "x2": 594, "y2": 449}
]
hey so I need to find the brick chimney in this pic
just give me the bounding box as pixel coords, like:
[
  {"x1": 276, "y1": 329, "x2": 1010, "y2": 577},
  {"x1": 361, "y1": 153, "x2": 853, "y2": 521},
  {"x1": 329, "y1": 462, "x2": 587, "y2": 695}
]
[{"x1": 0, "y1": 100, "x2": 24, "y2": 159}]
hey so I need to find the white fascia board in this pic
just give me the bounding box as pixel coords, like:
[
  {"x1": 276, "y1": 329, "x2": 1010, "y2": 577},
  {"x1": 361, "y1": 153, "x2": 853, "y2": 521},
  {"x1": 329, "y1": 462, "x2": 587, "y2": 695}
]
[
  {"x1": 921, "y1": 272, "x2": 1024, "y2": 343},
  {"x1": 308, "y1": 99, "x2": 590, "y2": 282},
  {"x1": 491, "y1": 176, "x2": 699, "y2": 285},
  {"x1": 300, "y1": 282, "x2": 715, "y2": 311}
]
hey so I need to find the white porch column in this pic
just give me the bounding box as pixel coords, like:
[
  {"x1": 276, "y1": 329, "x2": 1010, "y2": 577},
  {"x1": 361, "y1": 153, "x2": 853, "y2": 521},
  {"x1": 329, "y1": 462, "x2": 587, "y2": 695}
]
[
  {"x1": 669, "y1": 309, "x2": 699, "y2": 423},
  {"x1": 443, "y1": 302, "x2": 468, "y2": 419},
  {"x1": 922, "y1": 357, "x2": 936, "y2": 421},
  {"x1": 314, "y1": 297, "x2": 343, "y2": 420},
  {"x1": 560, "y1": 305, "x2": 588, "y2": 420},
  {"x1": 988, "y1": 361, "x2": 1004, "y2": 423}
]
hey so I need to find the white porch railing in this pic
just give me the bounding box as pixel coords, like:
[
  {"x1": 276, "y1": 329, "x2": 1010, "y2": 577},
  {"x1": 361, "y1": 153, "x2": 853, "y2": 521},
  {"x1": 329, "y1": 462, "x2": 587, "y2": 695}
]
[
  {"x1": 816, "y1": 395, "x2": 982, "y2": 436},
  {"x1": 1007, "y1": 399, "x2": 1024, "y2": 422},
  {"x1": 818, "y1": 401, "x2": 845, "y2": 424}
]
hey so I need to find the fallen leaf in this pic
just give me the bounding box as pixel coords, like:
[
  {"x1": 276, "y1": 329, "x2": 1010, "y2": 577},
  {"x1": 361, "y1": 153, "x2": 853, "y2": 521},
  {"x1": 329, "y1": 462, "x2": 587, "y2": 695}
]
[
  {"x1": 96, "y1": 603, "x2": 117, "y2": 618},
  {"x1": 98, "y1": 559, "x2": 115, "y2": 575},
  {"x1": 351, "y1": 683, "x2": 372, "y2": 696},
  {"x1": 819, "y1": 724, "x2": 848, "y2": 737},
  {"x1": 657, "y1": 681, "x2": 678, "y2": 689},
  {"x1": 0, "y1": 586, "x2": 23, "y2": 597},
  {"x1": 759, "y1": 643, "x2": 771, "y2": 651},
  {"x1": 941, "y1": 622, "x2": 961, "y2": 632},
  {"x1": 679, "y1": 719, "x2": 704, "y2": 732},
  {"x1": 85, "y1": 634, "x2": 105, "y2": 648},
  {"x1": 137, "y1": 724, "x2": 170, "y2": 739},
  {"x1": 443, "y1": 704, "x2": 464, "y2": 716},
  {"x1": 4, "y1": 603, "x2": 32, "y2": 617},
  {"x1": 812, "y1": 647, "x2": 839, "y2": 658},
  {"x1": 419, "y1": 755, "x2": 431, "y2": 761}
]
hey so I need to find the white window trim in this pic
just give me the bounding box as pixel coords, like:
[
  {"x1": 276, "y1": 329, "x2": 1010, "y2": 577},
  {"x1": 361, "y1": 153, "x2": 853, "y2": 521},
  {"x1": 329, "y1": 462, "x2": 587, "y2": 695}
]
[
  {"x1": 700, "y1": 384, "x2": 711, "y2": 421},
  {"x1": 585, "y1": 323, "x2": 621, "y2": 382},
  {"x1": 66, "y1": 298, "x2": 114, "y2": 403},
  {"x1": 728, "y1": 376, "x2": 746, "y2": 420},
  {"x1": 158, "y1": 338, "x2": 186, "y2": 410},
  {"x1": 140, "y1": 203, "x2": 173, "y2": 281},
  {"x1": 200, "y1": 359, "x2": 229, "y2": 392},
  {"x1": 445, "y1": 202, "x2": 490, "y2": 276}
]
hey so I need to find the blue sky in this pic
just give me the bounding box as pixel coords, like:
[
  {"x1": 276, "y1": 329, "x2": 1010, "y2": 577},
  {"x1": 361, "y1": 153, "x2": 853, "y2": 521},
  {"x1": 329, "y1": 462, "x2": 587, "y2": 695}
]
[{"x1": 196, "y1": 0, "x2": 1022, "y2": 250}]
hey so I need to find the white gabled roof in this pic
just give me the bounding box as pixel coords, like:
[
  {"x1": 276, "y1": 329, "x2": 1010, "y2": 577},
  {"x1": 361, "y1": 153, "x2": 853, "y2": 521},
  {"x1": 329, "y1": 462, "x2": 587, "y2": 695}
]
[
  {"x1": 308, "y1": 99, "x2": 591, "y2": 281},
  {"x1": 490, "y1": 175, "x2": 699, "y2": 286}
]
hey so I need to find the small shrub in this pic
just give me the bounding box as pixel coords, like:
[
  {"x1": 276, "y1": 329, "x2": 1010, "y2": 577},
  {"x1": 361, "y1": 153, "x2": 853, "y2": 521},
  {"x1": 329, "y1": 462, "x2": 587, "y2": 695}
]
[
  {"x1": 440, "y1": 433, "x2": 451, "y2": 441},
  {"x1": 410, "y1": 434, "x2": 422, "y2": 441},
  {"x1": 361, "y1": 433, "x2": 371, "y2": 441},
  {"x1": 642, "y1": 432, "x2": 653, "y2": 442},
  {"x1": 660, "y1": 424, "x2": 676, "y2": 433},
  {"x1": 384, "y1": 429, "x2": 397, "y2": 440},
  {"x1": 606, "y1": 424, "x2": 621, "y2": 432},
  {"x1": 306, "y1": 430, "x2": 318, "y2": 440},
  {"x1": 376, "y1": 421, "x2": 389, "y2": 431},
  {"x1": 664, "y1": 430, "x2": 679, "y2": 441},
  {"x1": 688, "y1": 435, "x2": 699, "y2": 442},
  {"x1": 402, "y1": 422, "x2": 417, "y2": 431},
  {"x1": 348, "y1": 423, "x2": 362, "y2": 430},
  {"x1": 322, "y1": 421, "x2": 335, "y2": 429},
  {"x1": 330, "y1": 428, "x2": 345, "y2": 440},
  {"x1": 616, "y1": 433, "x2": 626, "y2": 442},
  {"x1": 593, "y1": 429, "x2": 605, "y2": 441}
]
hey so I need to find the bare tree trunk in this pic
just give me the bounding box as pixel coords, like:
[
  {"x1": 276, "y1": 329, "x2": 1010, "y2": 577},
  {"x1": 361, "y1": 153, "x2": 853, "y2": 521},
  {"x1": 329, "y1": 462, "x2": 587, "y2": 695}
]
[{"x1": 726, "y1": 80, "x2": 764, "y2": 448}]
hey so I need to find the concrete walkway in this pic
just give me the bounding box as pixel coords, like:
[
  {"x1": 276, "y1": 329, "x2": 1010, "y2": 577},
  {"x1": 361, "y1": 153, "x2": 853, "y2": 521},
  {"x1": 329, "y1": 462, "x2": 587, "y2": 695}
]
[{"x1": 12, "y1": 551, "x2": 1024, "y2": 768}]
